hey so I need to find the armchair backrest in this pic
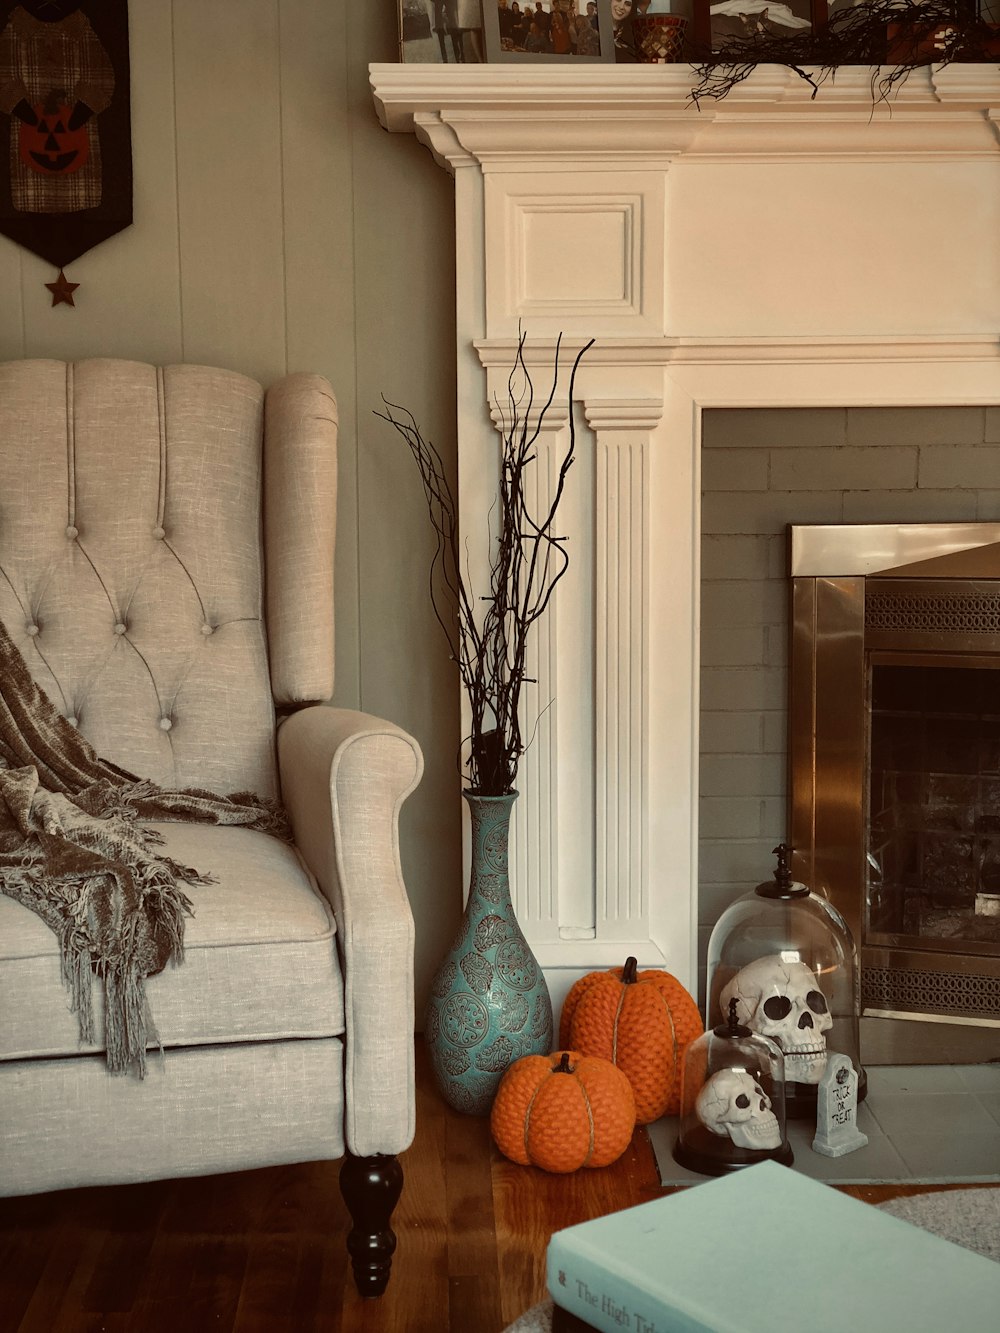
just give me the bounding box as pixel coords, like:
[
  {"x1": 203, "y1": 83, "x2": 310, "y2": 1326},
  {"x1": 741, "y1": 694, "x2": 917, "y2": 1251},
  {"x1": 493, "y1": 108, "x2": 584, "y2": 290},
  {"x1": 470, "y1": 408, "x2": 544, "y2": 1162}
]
[{"x1": 0, "y1": 358, "x2": 337, "y2": 800}]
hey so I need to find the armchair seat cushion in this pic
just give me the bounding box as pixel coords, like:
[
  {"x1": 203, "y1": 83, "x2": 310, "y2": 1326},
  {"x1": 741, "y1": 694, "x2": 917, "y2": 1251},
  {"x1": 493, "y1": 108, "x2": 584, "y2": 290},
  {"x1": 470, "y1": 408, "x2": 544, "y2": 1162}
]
[{"x1": 0, "y1": 823, "x2": 345, "y2": 1062}]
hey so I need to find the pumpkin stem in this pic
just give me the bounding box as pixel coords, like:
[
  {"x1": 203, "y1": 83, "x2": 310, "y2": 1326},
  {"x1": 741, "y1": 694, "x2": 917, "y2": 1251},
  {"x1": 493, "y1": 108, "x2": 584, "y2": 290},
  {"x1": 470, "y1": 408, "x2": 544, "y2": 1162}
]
[
  {"x1": 622, "y1": 956, "x2": 638, "y2": 985},
  {"x1": 554, "y1": 1052, "x2": 574, "y2": 1074}
]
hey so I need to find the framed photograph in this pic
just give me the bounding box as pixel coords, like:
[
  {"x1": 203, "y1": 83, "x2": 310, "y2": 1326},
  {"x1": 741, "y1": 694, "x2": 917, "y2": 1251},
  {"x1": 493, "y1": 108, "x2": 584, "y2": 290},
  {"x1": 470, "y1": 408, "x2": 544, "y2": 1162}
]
[
  {"x1": 690, "y1": 0, "x2": 826, "y2": 52},
  {"x1": 399, "y1": 1, "x2": 485, "y2": 64},
  {"x1": 481, "y1": 1, "x2": 615, "y2": 63}
]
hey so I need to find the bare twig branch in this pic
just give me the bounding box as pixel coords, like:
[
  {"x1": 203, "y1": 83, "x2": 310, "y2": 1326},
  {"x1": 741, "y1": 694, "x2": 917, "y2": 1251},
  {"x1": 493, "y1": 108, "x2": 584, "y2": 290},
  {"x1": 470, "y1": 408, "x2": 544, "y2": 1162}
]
[{"x1": 377, "y1": 335, "x2": 594, "y2": 795}]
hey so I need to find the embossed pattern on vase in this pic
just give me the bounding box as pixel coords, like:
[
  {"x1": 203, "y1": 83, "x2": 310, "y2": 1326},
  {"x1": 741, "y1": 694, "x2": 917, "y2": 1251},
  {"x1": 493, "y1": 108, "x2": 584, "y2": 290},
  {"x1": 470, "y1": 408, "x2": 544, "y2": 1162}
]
[{"x1": 425, "y1": 792, "x2": 553, "y2": 1114}]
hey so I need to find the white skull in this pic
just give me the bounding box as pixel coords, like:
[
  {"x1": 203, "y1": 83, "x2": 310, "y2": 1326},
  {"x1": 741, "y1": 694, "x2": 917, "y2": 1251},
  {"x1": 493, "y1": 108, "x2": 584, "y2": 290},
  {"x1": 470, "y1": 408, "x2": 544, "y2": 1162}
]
[
  {"x1": 721, "y1": 955, "x2": 832, "y2": 1084},
  {"x1": 695, "y1": 1069, "x2": 782, "y2": 1150}
]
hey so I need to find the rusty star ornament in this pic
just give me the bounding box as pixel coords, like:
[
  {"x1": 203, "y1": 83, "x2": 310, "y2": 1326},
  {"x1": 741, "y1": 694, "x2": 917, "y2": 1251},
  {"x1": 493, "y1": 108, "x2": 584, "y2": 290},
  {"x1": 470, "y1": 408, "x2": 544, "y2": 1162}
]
[{"x1": 45, "y1": 269, "x2": 80, "y2": 307}]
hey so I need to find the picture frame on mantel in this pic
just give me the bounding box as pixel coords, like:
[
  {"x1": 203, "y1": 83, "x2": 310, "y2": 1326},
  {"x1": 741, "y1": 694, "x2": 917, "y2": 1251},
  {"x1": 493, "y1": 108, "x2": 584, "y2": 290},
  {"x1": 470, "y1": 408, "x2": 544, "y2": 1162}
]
[
  {"x1": 481, "y1": 1, "x2": 615, "y2": 63},
  {"x1": 399, "y1": 1, "x2": 485, "y2": 63},
  {"x1": 690, "y1": 0, "x2": 828, "y2": 52}
]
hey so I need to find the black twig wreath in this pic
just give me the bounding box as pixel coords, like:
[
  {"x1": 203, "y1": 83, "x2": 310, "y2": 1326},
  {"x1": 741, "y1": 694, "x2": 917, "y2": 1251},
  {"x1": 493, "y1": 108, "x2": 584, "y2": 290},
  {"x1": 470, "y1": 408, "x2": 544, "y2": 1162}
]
[{"x1": 690, "y1": 0, "x2": 1000, "y2": 105}]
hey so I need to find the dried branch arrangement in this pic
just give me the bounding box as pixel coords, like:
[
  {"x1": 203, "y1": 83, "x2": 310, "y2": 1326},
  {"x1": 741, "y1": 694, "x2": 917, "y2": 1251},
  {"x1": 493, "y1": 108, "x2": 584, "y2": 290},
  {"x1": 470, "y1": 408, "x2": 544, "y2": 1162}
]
[
  {"x1": 377, "y1": 334, "x2": 594, "y2": 797},
  {"x1": 690, "y1": 0, "x2": 1000, "y2": 104}
]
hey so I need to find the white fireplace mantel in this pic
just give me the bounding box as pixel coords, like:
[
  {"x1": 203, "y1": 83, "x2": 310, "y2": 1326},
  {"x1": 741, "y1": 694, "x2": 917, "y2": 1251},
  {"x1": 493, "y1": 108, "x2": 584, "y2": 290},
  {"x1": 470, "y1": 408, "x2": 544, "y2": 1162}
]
[{"x1": 370, "y1": 63, "x2": 1000, "y2": 1005}]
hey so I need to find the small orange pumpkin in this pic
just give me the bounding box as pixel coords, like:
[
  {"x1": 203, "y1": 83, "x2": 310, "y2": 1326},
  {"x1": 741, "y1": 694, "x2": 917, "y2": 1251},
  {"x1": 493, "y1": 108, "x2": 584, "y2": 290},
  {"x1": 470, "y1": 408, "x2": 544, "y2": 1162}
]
[
  {"x1": 559, "y1": 956, "x2": 703, "y2": 1124},
  {"x1": 490, "y1": 1050, "x2": 636, "y2": 1174}
]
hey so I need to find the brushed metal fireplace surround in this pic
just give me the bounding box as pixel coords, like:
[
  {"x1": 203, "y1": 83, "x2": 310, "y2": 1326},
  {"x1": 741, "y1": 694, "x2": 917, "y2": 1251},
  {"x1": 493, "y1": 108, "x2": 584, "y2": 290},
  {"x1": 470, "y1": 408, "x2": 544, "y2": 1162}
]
[{"x1": 791, "y1": 524, "x2": 1000, "y2": 1064}]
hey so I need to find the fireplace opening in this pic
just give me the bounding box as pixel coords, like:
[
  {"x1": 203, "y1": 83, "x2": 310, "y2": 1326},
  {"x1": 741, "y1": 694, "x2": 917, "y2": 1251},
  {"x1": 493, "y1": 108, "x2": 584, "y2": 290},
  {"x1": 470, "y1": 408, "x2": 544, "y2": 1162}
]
[{"x1": 790, "y1": 524, "x2": 1000, "y2": 1064}]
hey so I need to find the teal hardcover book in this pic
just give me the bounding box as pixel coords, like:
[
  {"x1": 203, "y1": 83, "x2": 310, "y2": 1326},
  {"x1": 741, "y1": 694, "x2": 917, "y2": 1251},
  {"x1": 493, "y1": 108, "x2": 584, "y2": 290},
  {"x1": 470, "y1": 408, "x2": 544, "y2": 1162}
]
[{"x1": 546, "y1": 1161, "x2": 1000, "y2": 1333}]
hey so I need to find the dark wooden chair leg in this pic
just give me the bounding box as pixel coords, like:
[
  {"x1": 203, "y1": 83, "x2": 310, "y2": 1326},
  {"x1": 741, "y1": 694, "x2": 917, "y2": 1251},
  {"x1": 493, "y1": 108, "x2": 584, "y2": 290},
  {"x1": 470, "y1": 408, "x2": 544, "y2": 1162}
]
[{"x1": 339, "y1": 1152, "x2": 403, "y2": 1298}]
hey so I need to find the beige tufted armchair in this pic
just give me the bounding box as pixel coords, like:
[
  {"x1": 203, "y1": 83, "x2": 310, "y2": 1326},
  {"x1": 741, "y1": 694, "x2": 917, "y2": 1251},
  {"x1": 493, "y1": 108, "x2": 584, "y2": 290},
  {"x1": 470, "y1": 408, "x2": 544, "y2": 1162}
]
[{"x1": 0, "y1": 358, "x2": 423, "y2": 1297}]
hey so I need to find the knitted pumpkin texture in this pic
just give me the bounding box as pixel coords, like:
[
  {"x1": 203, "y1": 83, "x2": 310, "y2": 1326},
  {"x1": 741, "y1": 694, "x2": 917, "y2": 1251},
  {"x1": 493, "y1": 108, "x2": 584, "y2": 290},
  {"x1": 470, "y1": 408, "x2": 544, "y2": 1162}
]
[
  {"x1": 490, "y1": 1050, "x2": 636, "y2": 1174},
  {"x1": 558, "y1": 957, "x2": 703, "y2": 1123}
]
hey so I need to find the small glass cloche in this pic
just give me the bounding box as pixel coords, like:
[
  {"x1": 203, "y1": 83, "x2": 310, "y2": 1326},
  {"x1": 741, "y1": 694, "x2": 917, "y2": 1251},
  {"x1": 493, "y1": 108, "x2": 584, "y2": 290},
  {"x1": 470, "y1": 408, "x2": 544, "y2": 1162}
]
[
  {"x1": 673, "y1": 998, "x2": 793, "y2": 1176},
  {"x1": 705, "y1": 844, "x2": 864, "y2": 1120}
]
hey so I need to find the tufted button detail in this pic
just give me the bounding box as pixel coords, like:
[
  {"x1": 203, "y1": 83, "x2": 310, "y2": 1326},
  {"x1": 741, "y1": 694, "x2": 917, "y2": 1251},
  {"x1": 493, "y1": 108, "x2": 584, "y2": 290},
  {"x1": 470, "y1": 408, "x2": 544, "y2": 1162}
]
[
  {"x1": 153, "y1": 526, "x2": 166, "y2": 540},
  {"x1": 25, "y1": 623, "x2": 39, "y2": 637},
  {"x1": 65, "y1": 525, "x2": 78, "y2": 540},
  {"x1": 114, "y1": 622, "x2": 127, "y2": 635},
  {"x1": 159, "y1": 716, "x2": 173, "y2": 731},
  {"x1": 200, "y1": 623, "x2": 214, "y2": 636},
  {"x1": 66, "y1": 715, "x2": 78, "y2": 727}
]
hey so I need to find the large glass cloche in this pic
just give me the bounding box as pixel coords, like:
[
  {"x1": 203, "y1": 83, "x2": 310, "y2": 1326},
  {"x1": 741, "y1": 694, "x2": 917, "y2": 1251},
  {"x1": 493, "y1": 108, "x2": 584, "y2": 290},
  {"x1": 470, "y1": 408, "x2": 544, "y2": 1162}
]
[{"x1": 705, "y1": 844, "x2": 864, "y2": 1120}]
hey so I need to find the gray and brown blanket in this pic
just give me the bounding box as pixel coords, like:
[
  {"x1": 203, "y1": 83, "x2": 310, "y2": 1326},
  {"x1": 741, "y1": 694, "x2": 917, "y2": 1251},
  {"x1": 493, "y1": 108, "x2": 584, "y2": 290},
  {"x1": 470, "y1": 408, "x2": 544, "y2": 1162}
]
[{"x1": 0, "y1": 618, "x2": 288, "y2": 1076}]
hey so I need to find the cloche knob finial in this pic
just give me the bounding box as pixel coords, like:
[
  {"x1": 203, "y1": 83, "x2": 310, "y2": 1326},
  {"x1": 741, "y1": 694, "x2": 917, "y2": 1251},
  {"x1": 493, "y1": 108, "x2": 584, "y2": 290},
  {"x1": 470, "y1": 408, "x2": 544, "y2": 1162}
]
[
  {"x1": 773, "y1": 843, "x2": 792, "y2": 890},
  {"x1": 754, "y1": 841, "x2": 808, "y2": 900}
]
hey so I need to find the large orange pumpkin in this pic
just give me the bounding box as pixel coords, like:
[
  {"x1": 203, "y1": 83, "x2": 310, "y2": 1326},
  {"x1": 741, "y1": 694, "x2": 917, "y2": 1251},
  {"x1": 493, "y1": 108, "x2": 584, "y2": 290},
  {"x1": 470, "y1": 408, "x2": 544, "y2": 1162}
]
[
  {"x1": 490, "y1": 1050, "x2": 636, "y2": 1174},
  {"x1": 559, "y1": 956, "x2": 703, "y2": 1124}
]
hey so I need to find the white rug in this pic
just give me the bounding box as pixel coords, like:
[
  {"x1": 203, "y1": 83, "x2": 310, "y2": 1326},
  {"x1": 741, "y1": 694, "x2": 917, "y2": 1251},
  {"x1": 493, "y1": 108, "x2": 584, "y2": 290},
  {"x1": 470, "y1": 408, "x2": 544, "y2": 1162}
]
[
  {"x1": 503, "y1": 1296, "x2": 554, "y2": 1333},
  {"x1": 502, "y1": 1188, "x2": 1000, "y2": 1333},
  {"x1": 876, "y1": 1188, "x2": 1000, "y2": 1262}
]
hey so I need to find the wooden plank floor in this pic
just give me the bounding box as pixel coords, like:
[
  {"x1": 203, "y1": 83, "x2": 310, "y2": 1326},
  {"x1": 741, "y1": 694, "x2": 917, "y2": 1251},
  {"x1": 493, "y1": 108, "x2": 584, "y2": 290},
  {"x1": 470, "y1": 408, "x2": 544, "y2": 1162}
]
[{"x1": 1, "y1": 1040, "x2": 995, "y2": 1333}]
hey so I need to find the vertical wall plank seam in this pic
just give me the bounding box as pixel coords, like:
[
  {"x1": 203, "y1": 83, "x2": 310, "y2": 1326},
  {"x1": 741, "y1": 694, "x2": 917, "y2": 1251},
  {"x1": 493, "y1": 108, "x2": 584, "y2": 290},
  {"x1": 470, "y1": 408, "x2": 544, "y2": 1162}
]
[
  {"x1": 17, "y1": 248, "x2": 26, "y2": 354},
  {"x1": 275, "y1": 0, "x2": 289, "y2": 378},
  {"x1": 346, "y1": 1, "x2": 365, "y2": 710},
  {"x1": 169, "y1": 1, "x2": 185, "y2": 363}
]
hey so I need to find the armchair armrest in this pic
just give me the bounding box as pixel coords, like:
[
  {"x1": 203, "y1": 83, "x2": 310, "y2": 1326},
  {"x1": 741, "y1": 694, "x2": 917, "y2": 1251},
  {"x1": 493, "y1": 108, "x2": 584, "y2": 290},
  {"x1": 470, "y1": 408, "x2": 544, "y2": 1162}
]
[{"x1": 277, "y1": 705, "x2": 423, "y2": 1157}]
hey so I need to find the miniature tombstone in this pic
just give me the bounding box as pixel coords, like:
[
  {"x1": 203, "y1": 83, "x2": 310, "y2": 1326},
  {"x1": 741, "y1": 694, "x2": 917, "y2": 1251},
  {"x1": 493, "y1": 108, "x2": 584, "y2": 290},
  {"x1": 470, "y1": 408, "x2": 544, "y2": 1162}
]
[{"x1": 812, "y1": 1053, "x2": 868, "y2": 1158}]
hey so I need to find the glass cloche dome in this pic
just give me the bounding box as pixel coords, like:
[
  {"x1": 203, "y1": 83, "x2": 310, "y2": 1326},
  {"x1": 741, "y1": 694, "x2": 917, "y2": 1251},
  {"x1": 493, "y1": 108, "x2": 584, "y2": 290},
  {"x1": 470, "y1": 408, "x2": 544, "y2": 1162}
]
[
  {"x1": 673, "y1": 997, "x2": 793, "y2": 1176},
  {"x1": 705, "y1": 844, "x2": 864, "y2": 1120}
]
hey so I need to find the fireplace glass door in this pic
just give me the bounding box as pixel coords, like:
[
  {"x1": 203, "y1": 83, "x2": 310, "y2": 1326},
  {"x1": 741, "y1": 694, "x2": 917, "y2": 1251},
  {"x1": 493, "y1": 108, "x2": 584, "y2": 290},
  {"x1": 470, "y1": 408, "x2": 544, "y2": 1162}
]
[{"x1": 867, "y1": 655, "x2": 1000, "y2": 954}]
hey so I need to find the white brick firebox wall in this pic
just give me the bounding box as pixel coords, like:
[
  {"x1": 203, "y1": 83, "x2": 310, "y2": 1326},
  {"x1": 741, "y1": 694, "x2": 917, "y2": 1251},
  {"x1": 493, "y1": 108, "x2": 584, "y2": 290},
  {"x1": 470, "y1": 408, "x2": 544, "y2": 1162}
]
[{"x1": 698, "y1": 405, "x2": 1000, "y2": 999}]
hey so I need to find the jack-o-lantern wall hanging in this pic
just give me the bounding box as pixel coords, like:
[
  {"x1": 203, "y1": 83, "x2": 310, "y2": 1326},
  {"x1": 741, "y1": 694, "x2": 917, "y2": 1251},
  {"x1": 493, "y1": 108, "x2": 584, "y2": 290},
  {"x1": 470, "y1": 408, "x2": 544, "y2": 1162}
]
[
  {"x1": 0, "y1": 0, "x2": 132, "y2": 305},
  {"x1": 18, "y1": 100, "x2": 92, "y2": 176}
]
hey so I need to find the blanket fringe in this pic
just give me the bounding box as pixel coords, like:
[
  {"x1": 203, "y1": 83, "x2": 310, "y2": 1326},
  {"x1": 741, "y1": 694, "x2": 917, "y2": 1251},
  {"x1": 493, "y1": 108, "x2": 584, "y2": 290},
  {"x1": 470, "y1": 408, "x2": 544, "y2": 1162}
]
[
  {"x1": 101, "y1": 960, "x2": 162, "y2": 1077},
  {"x1": 60, "y1": 922, "x2": 96, "y2": 1046}
]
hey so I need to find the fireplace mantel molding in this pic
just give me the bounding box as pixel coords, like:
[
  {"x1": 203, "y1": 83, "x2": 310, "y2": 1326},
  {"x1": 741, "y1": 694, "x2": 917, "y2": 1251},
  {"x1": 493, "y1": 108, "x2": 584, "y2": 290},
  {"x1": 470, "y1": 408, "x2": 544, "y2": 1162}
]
[
  {"x1": 370, "y1": 63, "x2": 1000, "y2": 1006},
  {"x1": 374, "y1": 63, "x2": 1000, "y2": 162}
]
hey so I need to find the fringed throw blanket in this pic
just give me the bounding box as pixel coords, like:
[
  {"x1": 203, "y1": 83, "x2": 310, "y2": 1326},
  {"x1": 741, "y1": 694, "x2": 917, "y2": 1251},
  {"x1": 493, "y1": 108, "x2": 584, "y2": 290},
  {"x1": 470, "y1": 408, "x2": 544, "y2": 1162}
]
[{"x1": 0, "y1": 619, "x2": 290, "y2": 1076}]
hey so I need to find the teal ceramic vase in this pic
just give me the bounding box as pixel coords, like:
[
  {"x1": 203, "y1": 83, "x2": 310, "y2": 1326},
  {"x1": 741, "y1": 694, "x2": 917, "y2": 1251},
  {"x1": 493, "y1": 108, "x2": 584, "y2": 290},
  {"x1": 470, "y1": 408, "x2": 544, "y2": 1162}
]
[{"x1": 425, "y1": 791, "x2": 553, "y2": 1115}]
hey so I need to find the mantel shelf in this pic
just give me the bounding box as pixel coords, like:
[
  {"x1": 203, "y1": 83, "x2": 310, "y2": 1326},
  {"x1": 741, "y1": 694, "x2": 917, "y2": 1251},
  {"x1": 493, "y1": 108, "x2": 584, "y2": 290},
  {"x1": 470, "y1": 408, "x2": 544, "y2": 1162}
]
[
  {"x1": 371, "y1": 60, "x2": 1000, "y2": 124},
  {"x1": 371, "y1": 62, "x2": 1000, "y2": 170}
]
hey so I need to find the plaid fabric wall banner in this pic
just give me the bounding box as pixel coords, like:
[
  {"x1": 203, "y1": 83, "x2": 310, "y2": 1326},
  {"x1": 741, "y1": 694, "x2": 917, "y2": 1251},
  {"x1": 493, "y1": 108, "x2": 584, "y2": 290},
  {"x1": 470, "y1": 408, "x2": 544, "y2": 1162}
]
[{"x1": 0, "y1": 0, "x2": 131, "y2": 278}]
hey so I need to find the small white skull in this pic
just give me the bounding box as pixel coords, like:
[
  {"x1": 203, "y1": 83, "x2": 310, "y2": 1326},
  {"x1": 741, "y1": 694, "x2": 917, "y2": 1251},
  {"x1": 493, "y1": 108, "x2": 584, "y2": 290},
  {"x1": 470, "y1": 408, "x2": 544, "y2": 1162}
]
[
  {"x1": 721, "y1": 955, "x2": 832, "y2": 1084},
  {"x1": 695, "y1": 1069, "x2": 782, "y2": 1150}
]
